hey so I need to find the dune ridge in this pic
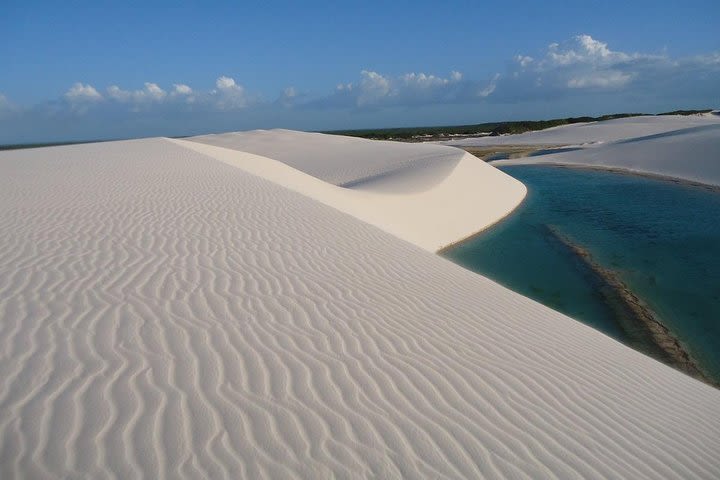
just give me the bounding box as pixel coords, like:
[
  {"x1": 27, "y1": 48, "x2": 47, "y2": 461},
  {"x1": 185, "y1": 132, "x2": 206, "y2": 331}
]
[
  {"x1": 189, "y1": 129, "x2": 466, "y2": 187},
  {"x1": 174, "y1": 131, "x2": 526, "y2": 252},
  {"x1": 0, "y1": 136, "x2": 719, "y2": 478}
]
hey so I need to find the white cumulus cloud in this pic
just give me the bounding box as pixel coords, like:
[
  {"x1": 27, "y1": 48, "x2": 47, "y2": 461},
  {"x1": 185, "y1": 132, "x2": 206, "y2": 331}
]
[
  {"x1": 213, "y1": 76, "x2": 248, "y2": 109},
  {"x1": 357, "y1": 70, "x2": 392, "y2": 106},
  {"x1": 60, "y1": 77, "x2": 252, "y2": 112},
  {"x1": 172, "y1": 83, "x2": 192, "y2": 95},
  {"x1": 577, "y1": 34, "x2": 611, "y2": 57},
  {"x1": 144, "y1": 83, "x2": 166, "y2": 100},
  {"x1": 319, "y1": 70, "x2": 468, "y2": 108},
  {"x1": 170, "y1": 84, "x2": 195, "y2": 104},
  {"x1": 65, "y1": 83, "x2": 103, "y2": 102},
  {"x1": 216, "y1": 76, "x2": 240, "y2": 91},
  {"x1": 401, "y1": 72, "x2": 456, "y2": 88},
  {"x1": 107, "y1": 82, "x2": 167, "y2": 103},
  {"x1": 491, "y1": 34, "x2": 681, "y2": 100},
  {"x1": 106, "y1": 85, "x2": 132, "y2": 102}
]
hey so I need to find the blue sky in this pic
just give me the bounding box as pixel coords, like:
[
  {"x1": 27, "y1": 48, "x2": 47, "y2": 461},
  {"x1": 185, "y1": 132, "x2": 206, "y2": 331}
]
[{"x1": 1, "y1": 0, "x2": 719, "y2": 143}]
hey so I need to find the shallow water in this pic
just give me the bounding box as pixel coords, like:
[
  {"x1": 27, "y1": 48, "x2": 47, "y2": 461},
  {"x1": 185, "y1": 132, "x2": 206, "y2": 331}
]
[{"x1": 443, "y1": 166, "x2": 720, "y2": 381}]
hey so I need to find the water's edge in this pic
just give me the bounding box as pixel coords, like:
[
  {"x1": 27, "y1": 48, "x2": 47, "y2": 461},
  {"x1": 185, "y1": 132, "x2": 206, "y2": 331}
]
[{"x1": 442, "y1": 164, "x2": 720, "y2": 386}]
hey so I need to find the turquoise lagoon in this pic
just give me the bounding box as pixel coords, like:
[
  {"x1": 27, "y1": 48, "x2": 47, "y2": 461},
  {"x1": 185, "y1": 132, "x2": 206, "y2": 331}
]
[{"x1": 443, "y1": 166, "x2": 720, "y2": 382}]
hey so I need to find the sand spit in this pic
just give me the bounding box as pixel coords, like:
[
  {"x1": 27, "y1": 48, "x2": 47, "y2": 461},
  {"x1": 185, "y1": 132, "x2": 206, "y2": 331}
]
[
  {"x1": 1, "y1": 136, "x2": 720, "y2": 478},
  {"x1": 174, "y1": 130, "x2": 527, "y2": 252},
  {"x1": 545, "y1": 226, "x2": 712, "y2": 385}
]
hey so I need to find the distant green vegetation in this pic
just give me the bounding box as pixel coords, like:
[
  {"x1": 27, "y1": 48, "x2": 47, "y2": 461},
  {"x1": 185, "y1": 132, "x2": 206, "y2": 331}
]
[
  {"x1": 324, "y1": 110, "x2": 714, "y2": 141},
  {"x1": 484, "y1": 113, "x2": 644, "y2": 136},
  {"x1": 658, "y1": 109, "x2": 713, "y2": 116}
]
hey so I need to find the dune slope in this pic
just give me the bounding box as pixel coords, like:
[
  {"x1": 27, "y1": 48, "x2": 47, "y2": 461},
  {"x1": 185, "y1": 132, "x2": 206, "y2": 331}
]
[
  {"x1": 178, "y1": 130, "x2": 526, "y2": 252},
  {"x1": 189, "y1": 129, "x2": 466, "y2": 186},
  {"x1": 1, "y1": 137, "x2": 719, "y2": 479}
]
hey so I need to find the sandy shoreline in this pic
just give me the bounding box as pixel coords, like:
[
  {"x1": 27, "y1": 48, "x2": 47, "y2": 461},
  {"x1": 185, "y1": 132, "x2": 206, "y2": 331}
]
[{"x1": 436, "y1": 193, "x2": 528, "y2": 255}]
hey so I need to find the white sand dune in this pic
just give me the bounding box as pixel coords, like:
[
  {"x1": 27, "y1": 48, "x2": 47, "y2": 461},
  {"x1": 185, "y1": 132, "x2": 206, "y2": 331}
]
[
  {"x1": 176, "y1": 130, "x2": 526, "y2": 252},
  {"x1": 190, "y1": 129, "x2": 467, "y2": 186},
  {"x1": 492, "y1": 123, "x2": 720, "y2": 187},
  {"x1": 1, "y1": 135, "x2": 720, "y2": 479},
  {"x1": 442, "y1": 113, "x2": 720, "y2": 147}
]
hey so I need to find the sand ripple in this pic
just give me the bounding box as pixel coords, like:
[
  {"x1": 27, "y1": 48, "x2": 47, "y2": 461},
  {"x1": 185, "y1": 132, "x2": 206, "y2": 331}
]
[{"x1": 0, "y1": 138, "x2": 719, "y2": 478}]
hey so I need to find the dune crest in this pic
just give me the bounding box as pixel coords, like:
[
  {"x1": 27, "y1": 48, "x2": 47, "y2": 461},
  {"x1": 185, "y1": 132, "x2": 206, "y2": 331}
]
[{"x1": 174, "y1": 130, "x2": 526, "y2": 252}]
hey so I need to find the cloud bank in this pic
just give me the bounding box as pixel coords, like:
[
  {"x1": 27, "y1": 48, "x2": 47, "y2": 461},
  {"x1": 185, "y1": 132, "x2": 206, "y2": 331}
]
[
  {"x1": 492, "y1": 34, "x2": 719, "y2": 104},
  {"x1": 1, "y1": 35, "x2": 718, "y2": 142}
]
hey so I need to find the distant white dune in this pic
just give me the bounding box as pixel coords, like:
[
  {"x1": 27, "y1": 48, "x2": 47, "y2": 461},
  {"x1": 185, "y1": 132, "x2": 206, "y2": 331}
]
[
  {"x1": 1, "y1": 132, "x2": 719, "y2": 479},
  {"x1": 492, "y1": 121, "x2": 720, "y2": 187},
  {"x1": 443, "y1": 113, "x2": 720, "y2": 147}
]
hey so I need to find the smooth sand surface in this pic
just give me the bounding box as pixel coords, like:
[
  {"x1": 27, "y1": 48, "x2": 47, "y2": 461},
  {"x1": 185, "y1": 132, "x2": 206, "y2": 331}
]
[
  {"x1": 178, "y1": 130, "x2": 526, "y2": 252},
  {"x1": 1, "y1": 135, "x2": 720, "y2": 479},
  {"x1": 492, "y1": 123, "x2": 720, "y2": 187},
  {"x1": 190, "y1": 129, "x2": 466, "y2": 186},
  {"x1": 442, "y1": 113, "x2": 720, "y2": 147}
]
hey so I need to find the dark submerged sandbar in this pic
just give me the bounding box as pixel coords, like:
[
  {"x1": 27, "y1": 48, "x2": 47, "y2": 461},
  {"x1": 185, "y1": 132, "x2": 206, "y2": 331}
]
[{"x1": 545, "y1": 225, "x2": 714, "y2": 387}]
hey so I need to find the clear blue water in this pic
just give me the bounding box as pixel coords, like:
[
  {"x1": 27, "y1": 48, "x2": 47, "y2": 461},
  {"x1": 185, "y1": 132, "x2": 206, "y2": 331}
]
[{"x1": 443, "y1": 166, "x2": 720, "y2": 381}]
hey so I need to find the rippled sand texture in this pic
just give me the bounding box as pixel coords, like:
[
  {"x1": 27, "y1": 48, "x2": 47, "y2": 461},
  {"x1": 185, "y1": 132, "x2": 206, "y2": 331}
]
[{"x1": 1, "y1": 137, "x2": 719, "y2": 479}]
